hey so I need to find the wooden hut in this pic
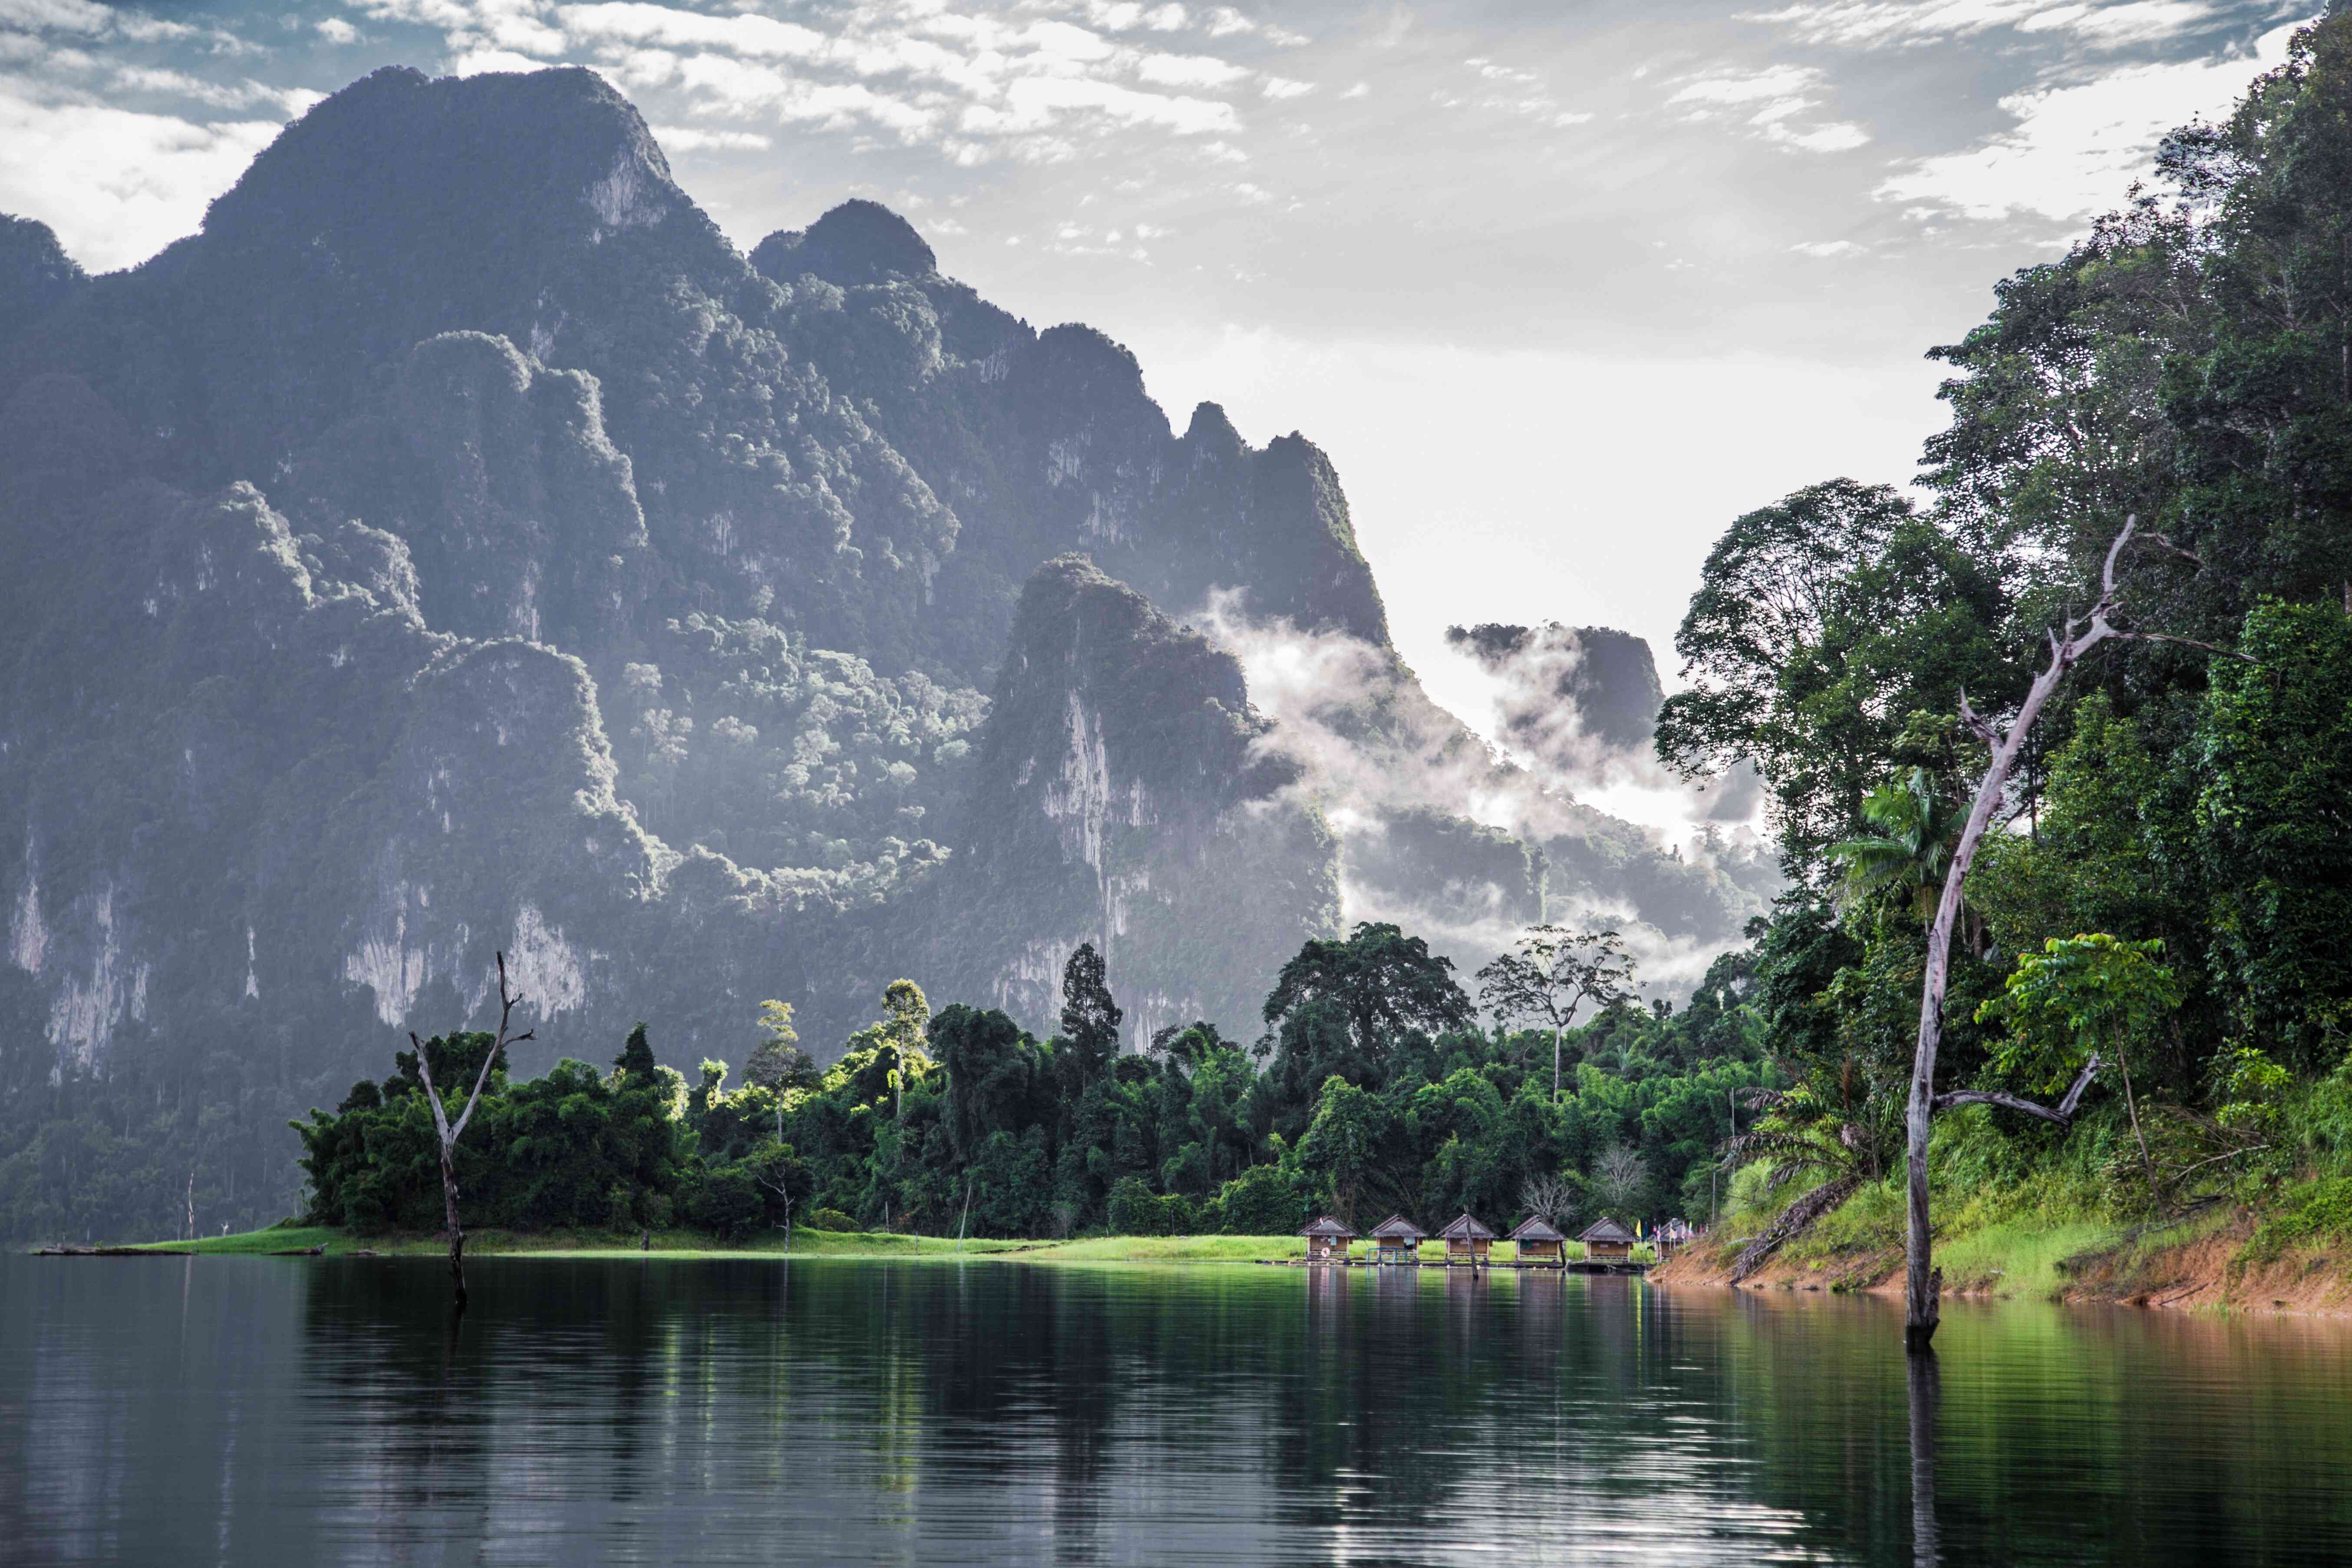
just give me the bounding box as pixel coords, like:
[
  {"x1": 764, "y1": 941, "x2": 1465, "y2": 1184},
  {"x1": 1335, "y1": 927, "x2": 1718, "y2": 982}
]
[
  {"x1": 1508, "y1": 1215, "x2": 1568, "y2": 1267},
  {"x1": 1298, "y1": 1215, "x2": 1357, "y2": 1263},
  {"x1": 1369, "y1": 1214, "x2": 1425, "y2": 1264},
  {"x1": 1580, "y1": 1217, "x2": 1636, "y2": 1263},
  {"x1": 1438, "y1": 1212, "x2": 1496, "y2": 1266}
]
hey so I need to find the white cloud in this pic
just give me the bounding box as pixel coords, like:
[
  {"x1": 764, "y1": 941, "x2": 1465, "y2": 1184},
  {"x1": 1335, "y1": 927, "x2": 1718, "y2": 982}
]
[
  {"x1": 1669, "y1": 62, "x2": 1863, "y2": 150},
  {"x1": 351, "y1": 0, "x2": 1260, "y2": 156},
  {"x1": 109, "y1": 67, "x2": 318, "y2": 115},
  {"x1": 2019, "y1": 2, "x2": 2223, "y2": 45},
  {"x1": 1668, "y1": 63, "x2": 1823, "y2": 107},
  {"x1": 1259, "y1": 74, "x2": 1313, "y2": 99},
  {"x1": 1790, "y1": 238, "x2": 1862, "y2": 255},
  {"x1": 1340, "y1": 79, "x2": 1369, "y2": 99},
  {"x1": 447, "y1": 46, "x2": 554, "y2": 76},
  {"x1": 1770, "y1": 118, "x2": 1868, "y2": 151},
  {"x1": 650, "y1": 122, "x2": 772, "y2": 152},
  {"x1": 0, "y1": 79, "x2": 283, "y2": 270},
  {"x1": 315, "y1": 16, "x2": 359, "y2": 44},
  {"x1": 1877, "y1": 21, "x2": 2300, "y2": 221},
  {"x1": 1132, "y1": 52, "x2": 1249, "y2": 88},
  {"x1": 1742, "y1": 0, "x2": 2223, "y2": 49},
  {"x1": 1202, "y1": 5, "x2": 1308, "y2": 45},
  {"x1": 963, "y1": 73, "x2": 1237, "y2": 134}
]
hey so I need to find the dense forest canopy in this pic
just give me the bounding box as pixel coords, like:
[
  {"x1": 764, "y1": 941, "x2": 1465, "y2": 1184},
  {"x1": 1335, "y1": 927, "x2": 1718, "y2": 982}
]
[{"x1": 297, "y1": 931, "x2": 1769, "y2": 1242}]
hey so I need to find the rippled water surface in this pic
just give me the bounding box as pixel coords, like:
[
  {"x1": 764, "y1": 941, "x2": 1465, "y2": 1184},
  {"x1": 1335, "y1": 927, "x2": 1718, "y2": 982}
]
[{"x1": 4, "y1": 1254, "x2": 2350, "y2": 1565}]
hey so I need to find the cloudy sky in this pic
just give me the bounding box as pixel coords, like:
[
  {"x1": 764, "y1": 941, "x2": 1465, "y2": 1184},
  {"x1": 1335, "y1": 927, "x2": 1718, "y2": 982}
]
[{"x1": 0, "y1": 0, "x2": 2314, "y2": 718}]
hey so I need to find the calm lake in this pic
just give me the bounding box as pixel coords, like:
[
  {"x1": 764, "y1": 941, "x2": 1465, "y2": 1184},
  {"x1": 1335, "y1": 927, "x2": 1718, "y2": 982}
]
[{"x1": 3, "y1": 1255, "x2": 2348, "y2": 1565}]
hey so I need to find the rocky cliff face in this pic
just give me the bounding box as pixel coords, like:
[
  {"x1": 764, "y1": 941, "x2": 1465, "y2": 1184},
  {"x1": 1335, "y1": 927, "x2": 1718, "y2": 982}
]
[
  {"x1": 931, "y1": 557, "x2": 1336, "y2": 1043},
  {"x1": 0, "y1": 66, "x2": 1758, "y2": 1238}
]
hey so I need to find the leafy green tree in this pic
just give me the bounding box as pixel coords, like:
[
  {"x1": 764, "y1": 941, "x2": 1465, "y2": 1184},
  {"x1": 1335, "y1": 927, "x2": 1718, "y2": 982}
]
[
  {"x1": 1059, "y1": 944, "x2": 1122, "y2": 1082},
  {"x1": 1478, "y1": 923, "x2": 1637, "y2": 1101},
  {"x1": 1656, "y1": 479, "x2": 2015, "y2": 876},
  {"x1": 1977, "y1": 934, "x2": 2184, "y2": 1203},
  {"x1": 1826, "y1": 767, "x2": 1961, "y2": 928},
  {"x1": 745, "y1": 999, "x2": 821, "y2": 1093},
  {"x1": 2199, "y1": 602, "x2": 2352, "y2": 1072},
  {"x1": 1265, "y1": 922, "x2": 1473, "y2": 1074}
]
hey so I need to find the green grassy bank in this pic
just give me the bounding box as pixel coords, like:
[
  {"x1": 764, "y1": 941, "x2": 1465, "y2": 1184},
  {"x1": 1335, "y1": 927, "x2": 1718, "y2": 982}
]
[{"x1": 91, "y1": 1229, "x2": 1651, "y2": 1266}]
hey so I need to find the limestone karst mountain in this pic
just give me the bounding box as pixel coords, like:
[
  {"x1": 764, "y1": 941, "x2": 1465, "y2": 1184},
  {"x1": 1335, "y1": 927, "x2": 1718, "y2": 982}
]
[{"x1": 0, "y1": 65, "x2": 1764, "y2": 1238}]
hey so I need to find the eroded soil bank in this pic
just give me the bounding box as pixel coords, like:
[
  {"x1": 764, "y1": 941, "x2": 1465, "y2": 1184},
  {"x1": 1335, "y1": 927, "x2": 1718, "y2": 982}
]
[{"x1": 1652, "y1": 1210, "x2": 2352, "y2": 1316}]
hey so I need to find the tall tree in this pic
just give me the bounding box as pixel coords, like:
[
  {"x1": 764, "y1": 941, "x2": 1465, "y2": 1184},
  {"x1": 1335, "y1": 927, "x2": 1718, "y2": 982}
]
[
  {"x1": 1060, "y1": 944, "x2": 1122, "y2": 1080},
  {"x1": 1477, "y1": 924, "x2": 1637, "y2": 1099},
  {"x1": 1264, "y1": 922, "x2": 1475, "y2": 1062},
  {"x1": 745, "y1": 999, "x2": 821, "y2": 1094},
  {"x1": 1656, "y1": 479, "x2": 2015, "y2": 876}
]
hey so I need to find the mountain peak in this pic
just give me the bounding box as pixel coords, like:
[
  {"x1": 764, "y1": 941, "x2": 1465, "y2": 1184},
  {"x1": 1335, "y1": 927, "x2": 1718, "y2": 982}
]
[
  {"x1": 200, "y1": 65, "x2": 681, "y2": 253},
  {"x1": 752, "y1": 199, "x2": 937, "y2": 286}
]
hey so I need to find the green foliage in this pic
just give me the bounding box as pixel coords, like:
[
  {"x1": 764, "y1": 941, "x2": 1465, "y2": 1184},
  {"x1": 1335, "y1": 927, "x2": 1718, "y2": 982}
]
[
  {"x1": 1670, "y1": 14, "x2": 2352, "y2": 1255},
  {"x1": 281, "y1": 928, "x2": 1778, "y2": 1246},
  {"x1": 2199, "y1": 601, "x2": 2352, "y2": 1070},
  {"x1": 1209, "y1": 1165, "x2": 1309, "y2": 1235},
  {"x1": 1977, "y1": 935, "x2": 2184, "y2": 1094},
  {"x1": 1825, "y1": 767, "x2": 1959, "y2": 927},
  {"x1": 1655, "y1": 479, "x2": 2016, "y2": 877}
]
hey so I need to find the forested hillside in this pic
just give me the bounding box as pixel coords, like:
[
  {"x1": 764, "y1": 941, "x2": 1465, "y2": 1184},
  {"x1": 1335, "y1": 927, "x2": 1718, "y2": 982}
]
[
  {"x1": 1665, "y1": 13, "x2": 2352, "y2": 1280},
  {"x1": 0, "y1": 66, "x2": 1753, "y2": 1240}
]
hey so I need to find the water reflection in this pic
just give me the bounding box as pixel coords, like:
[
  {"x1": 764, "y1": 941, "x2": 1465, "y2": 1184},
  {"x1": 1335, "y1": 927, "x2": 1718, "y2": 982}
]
[
  {"x1": 1909, "y1": 1349, "x2": 1940, "y2": 1568},
  {"x1": 4, "y1": 1256, "x2": 2349, "y2": 1565}
]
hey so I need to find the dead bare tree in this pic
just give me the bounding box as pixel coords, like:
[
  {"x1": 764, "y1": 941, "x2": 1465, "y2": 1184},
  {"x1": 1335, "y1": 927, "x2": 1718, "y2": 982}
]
[
  {"x1": 412, "y1": 951, "x2": 533, "y2": 1311},
  {"x1": 1900, "y1": 516, "x2": 2240, "y2": 1352},
  {"x1": 1519, "y1": 1172, "x2": 1578, "y2": 1230}
]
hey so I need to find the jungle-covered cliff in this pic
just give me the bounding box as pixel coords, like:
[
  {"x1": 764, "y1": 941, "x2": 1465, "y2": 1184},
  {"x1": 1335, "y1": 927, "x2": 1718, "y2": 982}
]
[{"x1": 0, "y1": 65, "x2": 1762, "y2": 1239}]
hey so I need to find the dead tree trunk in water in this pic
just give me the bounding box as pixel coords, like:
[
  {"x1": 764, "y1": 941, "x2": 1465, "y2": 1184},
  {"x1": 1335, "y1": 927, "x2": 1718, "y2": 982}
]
[
  {"x1": 413, "y1": 952, "x2": 533, "y2": 1312},
  {"x1": 1905, "y1": 522, "x2": 2141, "y2": 1353}
]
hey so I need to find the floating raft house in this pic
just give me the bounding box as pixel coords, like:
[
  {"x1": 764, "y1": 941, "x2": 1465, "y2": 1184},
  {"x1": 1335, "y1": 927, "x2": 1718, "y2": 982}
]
[
  {"x1": 1369, "y1": 1214, "x2": 1425, "y2": 1264},
  {"x1": 1438, "y1": 1212, "x2": 1496, "y2": 1264},
  {"x1": 1298, "y1": 1215, "x2": 1357, "y2": 1262},
  {"x1": 1507, "y1": 1215, "x2": 1568, "y2": 1266},
  {"x1": 1580, "y1": 1217, "x2": 1636, "y2": 1262}
]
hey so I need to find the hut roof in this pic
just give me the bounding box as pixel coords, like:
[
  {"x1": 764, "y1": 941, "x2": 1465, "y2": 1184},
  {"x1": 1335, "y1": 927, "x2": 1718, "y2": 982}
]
[
  {"x1": 1508, "y1": 1216, "x2": 1567, "y2": 1243},
  {"x1": 1580, "y1": 1217, "x2": 1636, "y2": 1244},
  {"x1": 1438, "y1": 1212, "x2": 1497, "y2": 1241},
  {"x1": 1299, "y1": 1215, "x2": 1358, "y2": 1239},
  {"x1": 1369, "y1": 1215, "x2": 1426, "y2": 1241}
]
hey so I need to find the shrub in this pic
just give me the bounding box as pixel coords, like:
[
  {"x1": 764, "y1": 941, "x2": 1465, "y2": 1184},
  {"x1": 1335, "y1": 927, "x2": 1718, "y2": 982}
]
[
  {"x1": 801, "y1": 1207, "x2": 856, "y2": 1232},
  {"x1": 684, "y1": 1167, "x2": 763, "y2": 1239},
  {"x1": 1106, "y1": 1177, "x2": 1161, "y2": 1235},
  {"x1": 1213, "y1": 1165, "x2": 1307, "y2": 1235}
]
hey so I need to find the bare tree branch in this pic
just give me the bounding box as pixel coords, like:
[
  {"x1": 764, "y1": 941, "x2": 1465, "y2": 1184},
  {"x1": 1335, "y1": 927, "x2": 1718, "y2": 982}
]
[
  {"x1": 413, "y1": 951, "x2": 530, "y2": 1311},
  {"x1": 1933, "y1": 1055, "x2": 2104, "y2": 1126}
]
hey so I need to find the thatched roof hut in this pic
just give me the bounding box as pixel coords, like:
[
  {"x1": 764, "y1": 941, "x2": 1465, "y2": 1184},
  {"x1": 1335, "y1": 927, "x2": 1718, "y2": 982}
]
[
  {"x1": 1369, "y1": 1214, "x2": 1425, "y2": 1264},
  {"x1": 1580, "y1": 1217, "x2": 1636, "y2": 1261},
  {"x1": 1438, "y1": 1212, "x2": 1496, "y2": 1264},
  {"x1": 1299, "y1": 1215, "x2": 1357, "y2": 1262},
  {"x1": 1508, "y1": 1215, "x2": 1568, "y2": 1266}
]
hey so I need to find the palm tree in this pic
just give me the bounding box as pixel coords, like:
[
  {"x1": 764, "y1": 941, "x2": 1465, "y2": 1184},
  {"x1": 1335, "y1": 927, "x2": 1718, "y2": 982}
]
[
  {"x1": 1719, "y1": 1063, "x2": 1896, "y2": 1282},
  {"x1": 1825, "y1": 767, "x2": 1959, "y2": 927}
]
